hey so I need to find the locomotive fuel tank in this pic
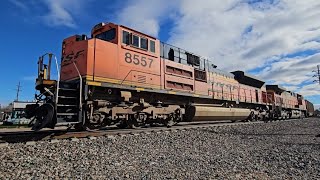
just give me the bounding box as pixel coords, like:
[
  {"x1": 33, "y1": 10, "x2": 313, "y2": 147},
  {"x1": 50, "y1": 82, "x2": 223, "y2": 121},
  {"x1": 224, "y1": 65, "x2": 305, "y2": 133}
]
[{"x1": 185, "y1": 105, "x2": 251, "y2": 122}]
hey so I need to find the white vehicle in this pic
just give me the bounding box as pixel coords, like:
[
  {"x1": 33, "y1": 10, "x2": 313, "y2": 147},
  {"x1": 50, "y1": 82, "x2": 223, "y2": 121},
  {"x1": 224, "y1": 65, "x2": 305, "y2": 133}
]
[{"x1": 3, "y1": 101, "x2": 38, "y2": 125}]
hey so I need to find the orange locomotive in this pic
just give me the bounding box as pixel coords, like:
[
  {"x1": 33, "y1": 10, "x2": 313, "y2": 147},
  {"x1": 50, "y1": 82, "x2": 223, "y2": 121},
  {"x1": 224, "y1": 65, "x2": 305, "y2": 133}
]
[{"x1": 25, "y1": 22, "x2": 313, "y2": 131}]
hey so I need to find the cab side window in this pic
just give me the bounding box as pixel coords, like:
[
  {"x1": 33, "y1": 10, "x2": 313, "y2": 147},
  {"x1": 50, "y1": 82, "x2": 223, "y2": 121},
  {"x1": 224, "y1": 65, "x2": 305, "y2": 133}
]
[
  {"x1": 140, "y1": 38, "x2": 148, "y2": 50},
  {"x1": 132, "y1": 35, "x2": 139, "y2": 47},
  {"x1": 122, "y1": 30, "x2": 155, "y2": 52},
  {"x1": 131, "y1": 34, "x2": 148, "y2": 50},
  {"x1": 122, "y1": 31, "x2": 130, "y2": 44},
  {"x1": 150, "y1": 40, "x2": 155, "y2": 53}
]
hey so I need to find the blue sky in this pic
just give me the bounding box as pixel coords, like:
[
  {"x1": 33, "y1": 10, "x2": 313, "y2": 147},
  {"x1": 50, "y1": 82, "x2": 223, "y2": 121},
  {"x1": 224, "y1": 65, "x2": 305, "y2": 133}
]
[{"x1": 0, "y1": 0, "x2": 319, "y2": 109}]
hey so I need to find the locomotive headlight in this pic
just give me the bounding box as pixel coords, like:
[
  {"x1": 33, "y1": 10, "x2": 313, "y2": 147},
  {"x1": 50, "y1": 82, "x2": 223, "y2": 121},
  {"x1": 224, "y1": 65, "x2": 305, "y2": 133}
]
[
  {"x1": 91, "y1": 22, "x2": 106, "y2": 37},
  {"x1": 93, "y1": 22, "x2": 105, "y2": 31}
]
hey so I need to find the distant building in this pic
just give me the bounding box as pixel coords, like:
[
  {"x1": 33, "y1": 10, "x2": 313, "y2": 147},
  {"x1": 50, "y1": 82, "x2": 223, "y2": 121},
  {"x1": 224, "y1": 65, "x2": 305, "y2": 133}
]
[
  {"x1": 3, "y1": 101, "x2": 38, "y2": 125},
  {"x1": 0, "y1": 103, "x2": 13, "y2": 121},
  {"x1": 0, "y1": 112, "x2": 4, "y2": 121}
]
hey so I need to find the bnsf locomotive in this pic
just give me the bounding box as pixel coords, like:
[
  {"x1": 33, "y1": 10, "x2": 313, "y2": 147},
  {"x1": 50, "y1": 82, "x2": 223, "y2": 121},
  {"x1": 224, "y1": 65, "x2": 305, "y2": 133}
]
[{"x1": 25, "y1": 22, "x2": 314, "y2": 131}]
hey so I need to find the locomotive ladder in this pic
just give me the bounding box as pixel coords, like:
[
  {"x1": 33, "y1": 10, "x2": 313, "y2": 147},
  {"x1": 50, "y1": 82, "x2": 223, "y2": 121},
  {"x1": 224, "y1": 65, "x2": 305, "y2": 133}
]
[
  {"x1": 55, "y1": 61, "x2": 83, "y2": 125},
  {"x1": 55, "y1": 82, "x2": 80, "y2": 124}
]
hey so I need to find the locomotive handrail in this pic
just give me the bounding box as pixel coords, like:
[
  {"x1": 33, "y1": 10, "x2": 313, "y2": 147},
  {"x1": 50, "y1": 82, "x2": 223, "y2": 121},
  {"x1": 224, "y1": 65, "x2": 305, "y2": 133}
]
[
  {"x1": 72, "y1": 61, "x2": 83, "y2": 123},
  {"x1": 54, "y1": 55, "x2": 60, "y2": 104},
  {"x1": 211, "y1": 89, "x2": 258, "y2": 103},
  {"x1": 160, "y1": 42, "x2": 213, "y2": 71}
]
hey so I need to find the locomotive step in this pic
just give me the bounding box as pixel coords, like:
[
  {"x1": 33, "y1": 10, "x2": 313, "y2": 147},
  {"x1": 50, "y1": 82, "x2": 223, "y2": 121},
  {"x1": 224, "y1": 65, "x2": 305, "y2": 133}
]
[
  {"x1": 58, "y1": 87, "x2": 77, "y2": 91},
  {"x1": 57, "y1": 104, "x2": 77, "y2": 107},
  {"x1": 56, "y1": 113, "x2": 78, "y2": 116},
  {"x1": 56, "y1": 121, "x2": 79, "y2": 125},
  {"x1": 59, "y1": 82, "x2": 77, "y2": 87},
  {"x1": 58, "y1": 96, "x2": 77, "y2": 99},
  {"x1": 57, "y1": 90, "x2": 78, "y2": 97}
]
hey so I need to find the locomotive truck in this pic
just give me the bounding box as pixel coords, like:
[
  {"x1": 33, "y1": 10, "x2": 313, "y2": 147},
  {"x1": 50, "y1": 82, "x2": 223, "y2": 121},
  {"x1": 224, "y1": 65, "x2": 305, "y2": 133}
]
[{"x1": 25, "y1": 22, "x2": 314, "y2": 131}]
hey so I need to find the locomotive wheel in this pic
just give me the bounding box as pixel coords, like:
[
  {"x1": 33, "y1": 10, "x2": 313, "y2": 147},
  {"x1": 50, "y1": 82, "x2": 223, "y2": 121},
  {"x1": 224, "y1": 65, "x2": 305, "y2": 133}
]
[
  {"x1": 115, "y1": 115, "x2": 138, "y2": 129},
  {"x1": 85, "y1": 122, "x2": 105, "y2": 130},
  {"x1": 85, "y1": 113, "x2": 109, "y2": 130},
  {"x1": 165, "y1": 114, "x2": 175, "y2": 128},
  {"x1": 117, "y1": 120, "x2": 128, "y2": 129},
  {"x1": 30, "y1": 104, "x2": 54, "y2": 131},
  {"x1": 127, "y1": 115, "x2": 138, "y2": 129},
  {"x1": 166, "y1": 120, "x2": 175, "y2": 128},
  {"x1": 127, "y1": 123, "x2": 137, "y2": 129},
  {"x1": 246, "y1": 111, "x2": 255, "y2": 122},
  {"x1": 74, "y1": 123, "x2": 86, "y2": 131}
]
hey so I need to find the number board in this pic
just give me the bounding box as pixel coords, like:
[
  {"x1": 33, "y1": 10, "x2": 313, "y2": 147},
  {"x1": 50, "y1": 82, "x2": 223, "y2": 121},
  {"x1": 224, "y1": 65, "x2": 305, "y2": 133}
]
[{"x1": 124, "y1": 52, "x2": 154, "y2": 68}]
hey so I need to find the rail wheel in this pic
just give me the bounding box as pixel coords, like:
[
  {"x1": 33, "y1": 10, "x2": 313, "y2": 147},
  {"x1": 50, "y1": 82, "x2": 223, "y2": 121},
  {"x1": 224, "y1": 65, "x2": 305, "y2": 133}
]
[
  {"x1": 127, "y1": 115, "x2": 138, "y2": 129},
  {"x1": 74, "y1": 123, "x2": 86, "y2": 131},
  {"x1": 84, "y1": 113, "x2": 110, "y2": 130},
  {"x1": 86, "y1": 119, "x2": 106, "y2": 130},
  {"x1": 165, "y1": 114, "x2": 175, "y2": 128},
  {"x1": 246, "y1": 111, "x2": 255, "y2": 122},
  {"x1": 117, "y1": 120, "x2": 128, "y2": 129}
]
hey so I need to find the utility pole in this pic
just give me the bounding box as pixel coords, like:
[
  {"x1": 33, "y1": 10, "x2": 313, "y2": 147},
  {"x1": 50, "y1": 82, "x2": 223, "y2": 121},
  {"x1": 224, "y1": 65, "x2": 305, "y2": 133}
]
[
  {"x1": 313, "y1": 65, "x2": 320, "y2": 85},
  {"x1": 16, "y1": 81, "x2": 22, "y2": 101}
]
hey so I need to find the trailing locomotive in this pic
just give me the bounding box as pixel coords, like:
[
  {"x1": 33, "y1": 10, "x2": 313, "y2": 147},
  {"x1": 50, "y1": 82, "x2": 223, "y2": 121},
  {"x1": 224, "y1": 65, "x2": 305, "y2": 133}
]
[{"x1": 25, "y1": 22, "x2": 313, "y2": 131}]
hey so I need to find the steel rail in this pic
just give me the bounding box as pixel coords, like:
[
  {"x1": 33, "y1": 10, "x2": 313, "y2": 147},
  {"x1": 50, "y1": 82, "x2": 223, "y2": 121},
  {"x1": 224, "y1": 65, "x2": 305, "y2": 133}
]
[{"x1": 0, "y1": 118, "x2": 309, "y2": 145}]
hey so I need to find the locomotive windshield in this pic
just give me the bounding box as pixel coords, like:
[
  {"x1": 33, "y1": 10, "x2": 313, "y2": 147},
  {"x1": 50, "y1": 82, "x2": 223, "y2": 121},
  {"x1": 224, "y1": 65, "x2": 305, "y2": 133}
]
[{"x1": 95, "y1": 28, "x2": 116, "y2": 41}]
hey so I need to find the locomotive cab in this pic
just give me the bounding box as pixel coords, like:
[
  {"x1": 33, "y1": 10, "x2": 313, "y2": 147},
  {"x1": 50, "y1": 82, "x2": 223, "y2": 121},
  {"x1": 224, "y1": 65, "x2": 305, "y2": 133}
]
[{"x1": 91, "y1": 22, "x2": 118, "y2": 44}]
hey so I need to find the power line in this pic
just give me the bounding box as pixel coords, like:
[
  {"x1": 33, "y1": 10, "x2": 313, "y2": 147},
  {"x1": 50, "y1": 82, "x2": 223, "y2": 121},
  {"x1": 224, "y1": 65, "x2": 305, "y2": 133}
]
[
  {"x1": 15, "y1": 81, "x2": 22, "y2": 101},
  {"x1": 313, "y1": 65, "x2": 320, "y2": 85}
]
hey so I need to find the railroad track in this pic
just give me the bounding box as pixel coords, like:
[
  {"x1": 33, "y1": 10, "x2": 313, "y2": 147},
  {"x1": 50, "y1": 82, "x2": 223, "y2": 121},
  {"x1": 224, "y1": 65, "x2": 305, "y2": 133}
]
[{"x1": 0, "y1": 119, "x2": 303, "y2": 146}]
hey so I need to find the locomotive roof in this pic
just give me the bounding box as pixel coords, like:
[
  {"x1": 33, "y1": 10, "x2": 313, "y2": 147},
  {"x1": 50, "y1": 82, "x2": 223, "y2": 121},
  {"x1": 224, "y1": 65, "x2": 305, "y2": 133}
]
[
  {"x1": 231, "y1": 71, "x2": 265, "y2": 88},
  {"x1": 266, "y1": 85, "x2": 287, "y2": 93},
  {"x1": 120, "y1": 25, "x2": 157, "y2": 40},
  {"x1": 211, "y1": 68, "x2": 235, "y2": 78}
]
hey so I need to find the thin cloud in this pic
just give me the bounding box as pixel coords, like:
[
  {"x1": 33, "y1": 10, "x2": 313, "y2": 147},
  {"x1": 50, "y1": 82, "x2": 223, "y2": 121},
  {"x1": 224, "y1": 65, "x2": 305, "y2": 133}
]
[
  {"x1": 9, "y1": 0, "x2": 28, "y2": 11},
  {"x1": 297, "y1": 84, "x2": 320, "y2": 97},
  {"x1": 41, "y1": 0, "x2": 78, "y2": 28},
  {"x1": 116, "y1": 0, "x2": 180, "y2": 37},
  {"x1": 9, "y1": 0, "x2": 90, "y2": 28}
]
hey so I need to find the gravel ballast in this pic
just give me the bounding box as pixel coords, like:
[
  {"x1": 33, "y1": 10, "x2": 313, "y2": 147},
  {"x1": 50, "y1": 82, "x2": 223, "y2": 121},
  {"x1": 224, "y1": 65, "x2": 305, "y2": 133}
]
[{"x1": 1, "y1": 118, "x2": 320, "y2": 179}]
